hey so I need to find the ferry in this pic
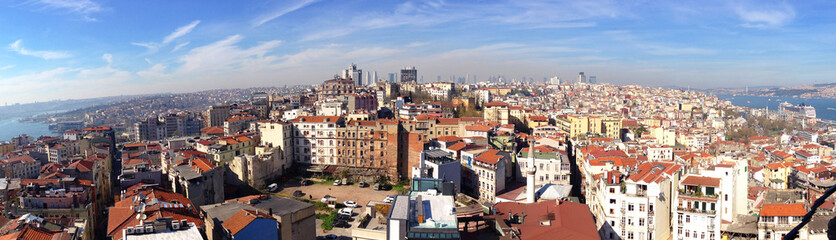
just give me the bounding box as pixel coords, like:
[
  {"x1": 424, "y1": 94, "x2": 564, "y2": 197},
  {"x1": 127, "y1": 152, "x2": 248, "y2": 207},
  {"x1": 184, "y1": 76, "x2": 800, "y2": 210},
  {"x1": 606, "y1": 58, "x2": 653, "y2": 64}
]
[{"x1": 779, "y1": 102, "x2": 816, "y2": 118}]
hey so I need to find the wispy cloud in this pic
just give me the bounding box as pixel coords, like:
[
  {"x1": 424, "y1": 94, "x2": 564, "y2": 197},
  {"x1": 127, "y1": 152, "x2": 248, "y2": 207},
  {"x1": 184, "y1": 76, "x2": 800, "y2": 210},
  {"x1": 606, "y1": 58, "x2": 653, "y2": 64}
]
[
  {"x1": 171, "y1": 42, "x2": 190, "y2": 52},
  {"x1": 637, "y1": 44, "x2": 717, "y2": 55},
  {"x1": 132, "y1": 20, "x2": 200, "y2": 54},
  {"x1": 24, "y1": 0, "x2": 103, "y2": 21},
  {"x1": 8, "y1": 39, "x2": 71, "y2": 59},
  {"x1": 163, "y1": 20, "x2": 200, "y2": 44},
  {"x1": 102, "y1": 53, "x2": 112, "y2": 65},
  {"x1": 0, "y1": 65, "x2": 14, "y2": 71},
  {"x1": 252, "y1": 0, "x2": 319, "y2": 27},
  {"x1": 734, "y1": 2, "x2": 795, "y2": 28}
]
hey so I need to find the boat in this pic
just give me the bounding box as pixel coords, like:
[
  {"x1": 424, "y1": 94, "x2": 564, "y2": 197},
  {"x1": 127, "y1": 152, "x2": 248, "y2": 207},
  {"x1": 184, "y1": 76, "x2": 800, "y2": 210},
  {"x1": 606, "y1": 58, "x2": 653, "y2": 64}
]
[{"x1": 779, "y1": 102, "x2": 816, "y2": 118}]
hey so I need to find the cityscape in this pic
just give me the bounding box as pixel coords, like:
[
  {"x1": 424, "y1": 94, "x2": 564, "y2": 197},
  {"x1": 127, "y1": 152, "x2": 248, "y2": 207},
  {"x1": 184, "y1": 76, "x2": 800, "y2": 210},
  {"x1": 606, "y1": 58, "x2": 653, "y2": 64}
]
[{"x1": 2, "y1": 1, "x2": 836, "y2": 240}]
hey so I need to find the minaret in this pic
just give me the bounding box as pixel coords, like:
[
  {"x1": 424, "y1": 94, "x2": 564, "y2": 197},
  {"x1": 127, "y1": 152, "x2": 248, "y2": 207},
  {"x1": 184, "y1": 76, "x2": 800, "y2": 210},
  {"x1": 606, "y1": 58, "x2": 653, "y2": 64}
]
[{"x1": 526, "y1": 139, "x2": 537, "y2": 203}]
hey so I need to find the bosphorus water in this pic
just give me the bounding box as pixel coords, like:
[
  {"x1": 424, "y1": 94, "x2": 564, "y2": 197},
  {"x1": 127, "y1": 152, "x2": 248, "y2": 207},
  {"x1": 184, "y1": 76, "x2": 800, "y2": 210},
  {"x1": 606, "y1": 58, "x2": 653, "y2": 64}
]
[
  {"x1": 0, "y1": 117, "x2": 55, "y2": 142},
  {"x1": 716, "y1": 94, "x2": 836, "y2": 121}
]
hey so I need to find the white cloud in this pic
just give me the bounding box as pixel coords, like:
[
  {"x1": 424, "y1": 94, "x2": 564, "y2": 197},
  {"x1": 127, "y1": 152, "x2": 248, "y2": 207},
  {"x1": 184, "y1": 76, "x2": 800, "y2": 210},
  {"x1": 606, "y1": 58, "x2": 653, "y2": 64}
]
[
  {"x1": 163, "y1": 20, "x2": 200, "y2": 44},
  {"x1": 171, "y1": 42, "x2": 190, "y2": 52},
  {"x1": 25, "y1": 0, "x2": 103, "y2": 21},
  {"x1": 0, "y1": 65, "x2": 15, "y2": 71},
  {"x1": 637, "y1": 44, "x2": 717, "y2": 55},
  {"x1": 734, "y1": 2, "x2": 795, "y2": 28},
  {"x1": 132, "y1": 20, "x2": 200, "y2": 54},
  {"x1": 102, "y1": 53, "x2": 112, "y2": 65},
  {"x1": 177, "y1": 35, "x2": 282, "y2": 75},
  {"x1": 252, "y1": 0, "x2": 319, "y2": 27},
  {"x1": 8, "y1": 39, "x2": 71, "y2": 59}
]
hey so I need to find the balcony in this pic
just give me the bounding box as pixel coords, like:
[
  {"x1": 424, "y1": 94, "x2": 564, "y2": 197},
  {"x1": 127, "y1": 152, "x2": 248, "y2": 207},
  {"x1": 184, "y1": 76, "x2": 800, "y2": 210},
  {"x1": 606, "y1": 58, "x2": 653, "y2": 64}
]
[
  {"x1": 676, "y1": 207, "x2": 716, "y2": 215},
  {"x1": 678, "y1": 189, "x2": 718, "y2": 200}
]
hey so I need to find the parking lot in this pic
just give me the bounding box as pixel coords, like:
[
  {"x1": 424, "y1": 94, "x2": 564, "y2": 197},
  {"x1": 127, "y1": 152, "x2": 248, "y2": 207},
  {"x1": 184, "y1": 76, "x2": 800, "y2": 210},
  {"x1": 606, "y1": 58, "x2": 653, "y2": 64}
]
[{"x1": 278, "y1": 179, "x2": 397, "y2": 238}]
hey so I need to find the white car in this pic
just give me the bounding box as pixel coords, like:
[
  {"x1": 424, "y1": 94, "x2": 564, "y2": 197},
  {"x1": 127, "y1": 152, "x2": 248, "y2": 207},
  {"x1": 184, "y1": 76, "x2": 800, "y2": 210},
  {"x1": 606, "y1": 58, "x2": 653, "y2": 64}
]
[
  {"x1": 338, "y1": 208, "x2": 353, "y2": 216},
  {"x1": 343, "y1": 201, "x2": 358, "y2": 208},
  {"x1": 383, "y1": 196, "x2": 395, "y2": 203},
  {"x1": 333, "y1": 179, "x2": 341, "y2": 186},
  {"x1": 321, "y1": 195, "x2": 332, "y2": 203}
]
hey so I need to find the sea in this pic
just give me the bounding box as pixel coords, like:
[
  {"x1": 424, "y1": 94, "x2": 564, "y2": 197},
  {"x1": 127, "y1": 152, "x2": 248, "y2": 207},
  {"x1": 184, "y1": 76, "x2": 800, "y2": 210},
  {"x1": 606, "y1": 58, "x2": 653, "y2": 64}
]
[
  {"x1": 715, "y1": 94, "x2": 836, "y2": 121},
  {"x1": 0, "y1": 117, "x2": 55, "y2": 142}
]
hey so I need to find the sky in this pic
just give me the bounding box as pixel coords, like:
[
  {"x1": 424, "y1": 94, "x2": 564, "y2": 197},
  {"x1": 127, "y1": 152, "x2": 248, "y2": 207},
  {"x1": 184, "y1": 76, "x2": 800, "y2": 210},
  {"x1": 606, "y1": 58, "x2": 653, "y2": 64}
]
[{"x1": 1, "y1": 0, "x2": 836, "y2": 104}]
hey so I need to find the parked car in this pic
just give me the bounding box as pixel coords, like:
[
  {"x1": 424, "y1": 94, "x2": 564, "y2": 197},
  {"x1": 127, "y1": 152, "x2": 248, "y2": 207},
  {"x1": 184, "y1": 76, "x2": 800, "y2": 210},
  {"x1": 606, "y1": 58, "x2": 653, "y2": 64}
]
[
  {"x1": 338, "y1": 208, "x2": 353, "y2": 216},
  {"x1": 358, "y1": 182, "x2": 369, "y2": 188},
  {"x1": 267, "y1": 183, "x2": 279, "y2": 192},
  {"x1": 321, "y1": 195, "x2": 333, "y2": 203},
  {"x1": 300, "y1": 179, "x2": 311, "y2": 186},
  {"x1": 292, "y1": 190, "x2": 304, "y2": 197},
  {"x1": 332, "y1": 220, "x2": 350, "y2": 228},
  {"x1": 333, "y1": 179, "x2": 341, "y2": 186},
  {"x1": 325, "y1": 234, "x2": 338, "y2": 240},
  {"x1": 343, "y1": 201, "x2": 358, "y2": 208},
  {"x1": 383, "y1": 196, "x2": 395, "y2": 203}
]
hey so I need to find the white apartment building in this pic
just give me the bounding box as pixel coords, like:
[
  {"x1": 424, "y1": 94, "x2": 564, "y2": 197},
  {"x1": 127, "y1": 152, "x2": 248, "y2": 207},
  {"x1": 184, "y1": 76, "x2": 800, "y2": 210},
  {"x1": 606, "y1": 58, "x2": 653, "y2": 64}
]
[
  {"x1": 516, "y1": 146, "x2": 571, "y2": 186},
  {"x1": 290, "y1": 116, "x2": 342, "y2": 165},
  {"x1": 590, "y1": 161, "x2": 683, "y2": 240}
]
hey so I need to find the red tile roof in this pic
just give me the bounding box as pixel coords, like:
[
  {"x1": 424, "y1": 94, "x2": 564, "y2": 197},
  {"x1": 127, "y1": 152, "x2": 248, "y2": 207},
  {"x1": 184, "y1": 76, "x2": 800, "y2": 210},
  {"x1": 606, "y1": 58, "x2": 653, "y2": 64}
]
[
  {"x1": 493, "y1": 200, "x2": 599, "y2": 240},
  {"x1": 191, "y1": 157, "x2": 216, "y2": 172},
  {"x1": 465, "y1": 125, "x2": 492, "y2": 132},
  {"x1": 628, "y1": 161, "x2": 683, "y2": 183},
  {"x1": 680, "y1": 175, "x2": 721, "y2": 187},
  {"x1": 475, "y1": 149, "x2": 502, "y2": 164},
  {"x1": 222, "y1": 209, "x2": 275, "y2": 236},
  {"x1": 760, "y1": 203, "x2": 807, "y2": 217},
  {"x1": 201, "y1": 126, "x2": 225, "y2": 134},
  {"x1": 484, "y1": 101, "x2": 510, "y2": 107}
]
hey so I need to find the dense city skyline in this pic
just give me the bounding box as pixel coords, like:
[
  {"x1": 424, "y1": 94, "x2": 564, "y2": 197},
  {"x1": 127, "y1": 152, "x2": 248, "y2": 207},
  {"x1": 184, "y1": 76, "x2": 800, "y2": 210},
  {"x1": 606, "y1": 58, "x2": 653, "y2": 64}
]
[{"x1": 3, "y1": 0, "x2": 836, "y2": 104}]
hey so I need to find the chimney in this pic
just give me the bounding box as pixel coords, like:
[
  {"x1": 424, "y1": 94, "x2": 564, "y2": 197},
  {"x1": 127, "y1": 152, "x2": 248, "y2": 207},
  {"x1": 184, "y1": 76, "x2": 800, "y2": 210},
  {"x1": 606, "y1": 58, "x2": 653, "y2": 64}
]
[{"x1": 416, "y1": 195, "x2": 424, "y2": 223}]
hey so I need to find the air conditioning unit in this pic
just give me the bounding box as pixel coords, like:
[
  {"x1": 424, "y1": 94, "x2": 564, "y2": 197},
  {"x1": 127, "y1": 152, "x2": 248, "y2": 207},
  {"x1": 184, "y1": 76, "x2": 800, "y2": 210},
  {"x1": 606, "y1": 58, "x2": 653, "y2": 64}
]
[
  {"x1": 126, "y1": 227, "x2": 135, "y2": 234},
  {"x1": 180, "y1": 220, "x2": 188, "y2": 228},
  {"x1": 145, "y1": 226, "x2": 154, "y2": 233},
  {"x1": 135, "y1": 227, "x2": 144, "y2": 234},
  {"x1": 171, "y1": 222, "x2": 180, "y2": 230}
]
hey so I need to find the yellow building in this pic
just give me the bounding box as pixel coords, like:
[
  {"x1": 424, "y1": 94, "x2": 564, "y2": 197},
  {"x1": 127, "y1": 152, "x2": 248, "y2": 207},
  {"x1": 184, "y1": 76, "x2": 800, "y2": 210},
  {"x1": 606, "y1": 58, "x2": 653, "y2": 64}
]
[
  {"x1": 484, "y1": 101, "x2": 510, "y2": 124},
  {"x1": 0, "y1": 143, "x2": 13, "y2": 154},
  {"x1": 764, "y1": 162, "x2": 792, "y2": 189}
]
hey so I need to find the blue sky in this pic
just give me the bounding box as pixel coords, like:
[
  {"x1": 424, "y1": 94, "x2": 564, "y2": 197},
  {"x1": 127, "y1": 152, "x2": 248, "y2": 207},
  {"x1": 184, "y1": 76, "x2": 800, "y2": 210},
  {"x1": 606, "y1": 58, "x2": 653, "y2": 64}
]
[{"x1": 1, "y1": 0, "x2": 836, "y2": 104}]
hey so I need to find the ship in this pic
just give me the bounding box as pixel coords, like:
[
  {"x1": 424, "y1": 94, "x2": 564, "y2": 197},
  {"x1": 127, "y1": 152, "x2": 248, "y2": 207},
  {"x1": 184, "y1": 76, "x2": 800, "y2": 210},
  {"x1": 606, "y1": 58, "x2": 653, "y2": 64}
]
[{"x1": 779, "y1": 102, "x2": 816, "y2": 118}]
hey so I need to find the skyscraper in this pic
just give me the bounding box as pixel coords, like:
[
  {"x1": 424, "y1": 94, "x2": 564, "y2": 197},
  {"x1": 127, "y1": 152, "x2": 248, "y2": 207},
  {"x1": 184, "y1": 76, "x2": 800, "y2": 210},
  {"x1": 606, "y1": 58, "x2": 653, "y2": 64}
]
[
  {"x1": 401, "y1": 66, "x2": 417, "y2": 83},
  {"x1": 388, "y1": 73, "x2": 395, "y2": 83},
  {"x1": 577, "y1": 72, "x2": 586, "y2": 84},
  {"x1": 589, "y1": 76, "x2": 597, "y2": 84},
  {"x1": 342, "y1": 63, "x2": 363, "y2": 86}
]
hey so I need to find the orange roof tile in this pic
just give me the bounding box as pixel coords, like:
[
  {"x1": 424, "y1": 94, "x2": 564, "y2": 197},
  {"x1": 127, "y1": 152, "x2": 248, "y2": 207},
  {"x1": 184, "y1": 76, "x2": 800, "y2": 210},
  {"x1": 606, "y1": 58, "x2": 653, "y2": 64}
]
[
  {"x1": 760, "y1": 203, "x2": 807, "y2": 217},
  {"x1": 222, "y1": 209, "x2": 275, "y2": 236}
]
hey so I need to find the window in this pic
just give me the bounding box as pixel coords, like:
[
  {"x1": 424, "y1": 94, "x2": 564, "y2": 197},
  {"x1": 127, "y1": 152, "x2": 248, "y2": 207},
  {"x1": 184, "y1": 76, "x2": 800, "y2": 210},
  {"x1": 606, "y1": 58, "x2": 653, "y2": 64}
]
[
  {"x1": 649, "y1": 204, "x2": 654, "y2": 212},
  {"x1": 610, "y1": 199, "x2": 616, "y2": 204},
  {"x1": 610, "y1": 209, "x2": 614, "y2": 214},
  {"x1": 725, "y1": 194, "x2": 728, "y2": 201},
  {"x1": 628, "y1": 204, "x2": 634, "y2": 211},
  {"x1": 609, "y1": 188, "x2": 615, "y2": 193},
  {"x1": 686, "y1": 215, "x2": 690, "y2": 223},
  {"x1": 685, "y1": 230, "x2": 690, "y2": 238},
  {"x1": 638, "y1": 218, "x2": 644, "y2": 226},
  {"x1": 639, "y1": 204, "x2": 645, "y2": 212},
  {"x1": 778, "y1": 216, "x2": 789, "y2": 224}
]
